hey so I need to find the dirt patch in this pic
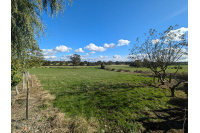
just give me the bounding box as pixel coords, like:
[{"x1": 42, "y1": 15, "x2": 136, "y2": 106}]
[{"x1": 11, "y1": 75, "x2": 99, "y2": 133}]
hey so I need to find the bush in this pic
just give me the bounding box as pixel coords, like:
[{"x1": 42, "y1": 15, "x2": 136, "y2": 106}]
[
  {"x1": 117, "y1": 69, "x2": 123, "y2": 72},
  {"x1": 101, "y1": 63, "x2": 105, "y2": 69},
  {"x1": 11, "y1": 63, "x2": 22, "y2": 89},
  {"x1": 124, "y1": 70, "x2": 131, "y2": 72},
  {"x1": 176, "y1": 72, "x2": 188, "y2": 80},
  {"x1": 105, "y1": 67, "x2": 111, "y2": 70},
  {"x1": 134, "y1": 70, "x2": 143, "y2": 73},
  {"x1": 111, "y1": 68, "x2": 116, "y2": 71}
]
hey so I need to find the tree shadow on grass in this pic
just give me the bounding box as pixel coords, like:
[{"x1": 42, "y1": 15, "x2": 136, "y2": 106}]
[{"x1": 137, "y1": 97, "x2": 188, "y2": 133}]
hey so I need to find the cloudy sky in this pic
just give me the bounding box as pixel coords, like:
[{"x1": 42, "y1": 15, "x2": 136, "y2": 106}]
[{"x1": 39, "y1": 0, "x2": 188, "y2": 62}]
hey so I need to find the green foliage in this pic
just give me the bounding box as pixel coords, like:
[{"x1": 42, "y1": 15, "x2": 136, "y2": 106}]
[
  {"x1": 129, "y1": 60, "x2": 142, "y2": 68},
  {"x1": 117, "y1": 69, "x2": 123, "y2": 72},
  {"x1": 105, "y1": 67, "x2": 111, "y2": 71},
  {"x1": 80, "y1": 62, "x2": 85, "y2": 66},
  {"x1": 124, "y1": 69, "x2": 131, "y2": 72},
  {"x1": 59, "y1": 61, "x2": 64, "y2": 66},
  {"x1": 134, "y1": 70, "x2": 143, "y2": 73},
  {"x1": 111, "y1": 68, "x2": 116, "y2": 71},
  {"x1": 11, "y1": 62, "x2": 22, "y2": 89},
  {"x1": 70, "y1": 54, "x2": 81, "y2": 67},
  {"x1": 101, "y1": 63, "x2": 105, "y2": 69}
]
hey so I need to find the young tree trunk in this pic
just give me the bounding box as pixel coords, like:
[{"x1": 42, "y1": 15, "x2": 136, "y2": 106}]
[
  {"x1": 170, "y1": 87, "x2": 175, "y2": 97},
  {"x1": 170, "y1": 80, "x2": 184, "y2": 97}
]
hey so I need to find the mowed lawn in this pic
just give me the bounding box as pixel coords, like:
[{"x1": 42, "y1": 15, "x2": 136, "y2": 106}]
[{"x1": 27, "y1": 66, "x2": 187, "y2": 132}]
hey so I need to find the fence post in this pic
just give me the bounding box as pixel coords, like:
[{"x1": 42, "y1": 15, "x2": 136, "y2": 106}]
[
  {"x1": 23, "y1": 73, "x2": 24, "y2": 90},
  {"x1": 31, "y1": 75, "x2": 33, "y2": 88},
  {"x1": 16, "y1": 85, "x2": 19, "y2": 95},
  {"x1": 169, "y1": 73, "x2": 172, "y2": 83},
  {"x1": 26, "y1": 81, "x2": 29, "y2": 120}
]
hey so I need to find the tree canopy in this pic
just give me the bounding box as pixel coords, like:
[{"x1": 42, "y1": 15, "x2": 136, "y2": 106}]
[
  {"x1": 130, "y1": 25, "x2": 188, "y2": 84},
  {"x1": 11, "y1": 0, "x2": 73, "y2": 88},
  {"x1": 70, "y1": 54, "x2": 81, "y2": 68},
  {"x1": 11, "y1": 0, "x2": 73, "y2": 65}
]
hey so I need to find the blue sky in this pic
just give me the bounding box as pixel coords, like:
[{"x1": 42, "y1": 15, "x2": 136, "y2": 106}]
[{"x1": 39, "y1": 0, "x2": 188, "y2": 62}]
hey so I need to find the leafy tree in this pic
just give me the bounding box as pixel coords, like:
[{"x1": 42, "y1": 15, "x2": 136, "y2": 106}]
[
  {"x1": 60, "y1": 61, "x2": 64, "y2": 66},
  {"x1": 101, "y1": 62, "x2": 105, "y2": 69},
  {"x1": 130, "y1": 25, "x2": 188, "y2": 96},
  {"x1": 65, "y1": 61, "x2": 68, "y2": 66},
  {"x1": 84, "y1": 61, "x2": 88, "y2": 64},
  {"x1": 107, "y1": 61, "x2": 113, "y2": 65},
  {"x1": 80, "y1": 62, "x2": 85, "y2": 66},
  {"x1": 96, "y1": 61, "x2": 102, "y2": 65},
  {"x1": 11, "y1": 0, "x2": 73, "y2": 87},
  {"x1": 70, "y1": 54, "x2": 81, "y2": 68},
  {"x1": 129, "y1": 60, "x2": 142, "y2": 68},
  {"x1": 52, "y1": 61, "x2": 57, "y2": 66},
  {"x1": 115, "y1": 61, "x2": 121, "y2": 65}
]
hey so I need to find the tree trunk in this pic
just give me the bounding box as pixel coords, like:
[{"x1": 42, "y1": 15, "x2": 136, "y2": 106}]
[
  {"x1": 161, "y1": 72, "x2": 166, "y2": 85},
  {"x1": 170, "y1": 87, "x2": 175, "y2": 97}
]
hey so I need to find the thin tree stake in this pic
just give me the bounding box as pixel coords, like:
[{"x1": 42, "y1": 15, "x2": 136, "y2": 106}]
[{"x1": 26, "y1": 81, "x2": 29, "y2": 120}]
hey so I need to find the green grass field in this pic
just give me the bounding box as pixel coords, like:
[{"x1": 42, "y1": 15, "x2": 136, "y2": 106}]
[{"x1": 27, "y1": 65, "x2": 187, "y2": 132}]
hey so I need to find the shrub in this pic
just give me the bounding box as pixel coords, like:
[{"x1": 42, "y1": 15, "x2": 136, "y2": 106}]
[
  {"x1": 105, "y1": 67, "x2": 111, "y2": 70},
  {"x1": 134, "y1": 70, "x2": 143, "y2": 73},
  {"x1": 111, "y1": 68, "x2": 116, "y2": 71},
  {"x1": 117, "y1": 69, "x2": 123, "y2": 72},
  {"x1": 101, "y1": 63, "x2": 105, "y2": 69},
  {"x1": 124, "y1": 70, "x2": 131, "y2": 72},
  {"x1": 11, "y1": 63, "x2": 22, "y2": 89},
  {"x1": 176, "y1": 72, "x2": 188, "y2": 80}
]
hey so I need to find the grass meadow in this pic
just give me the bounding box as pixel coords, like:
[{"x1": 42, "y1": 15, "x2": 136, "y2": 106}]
[{"x1": 27, "y1": 65, "x2": 188, "y2": 132}]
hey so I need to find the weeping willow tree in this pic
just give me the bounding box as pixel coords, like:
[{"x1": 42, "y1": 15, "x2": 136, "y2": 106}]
[{"x1": 11, "y1": 0, "x2": 73, "y2": 88}]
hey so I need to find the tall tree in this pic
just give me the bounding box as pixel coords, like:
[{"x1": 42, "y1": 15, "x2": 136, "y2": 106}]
[
  {"x1": 70, "y1": 54, "x2": 81, "y2": 68},
  {"x1": 130, "y1": 25, "x2": 188, "y2": 96},
  {"x1": 11, "y1": 0, "x2": 73, "y2": 64},
  {"x1": 11, "y1": 0, "x2": 73, "y2": 88}
]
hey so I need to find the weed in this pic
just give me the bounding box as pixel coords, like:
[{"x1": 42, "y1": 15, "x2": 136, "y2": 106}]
[{"x1": 117, "y1": 69, "x2": 123, "y2": 72}]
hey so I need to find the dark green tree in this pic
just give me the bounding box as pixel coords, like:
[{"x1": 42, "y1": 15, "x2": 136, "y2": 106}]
[{"x1": 70, "y1": 54, "x2": 81, "y2": 68}]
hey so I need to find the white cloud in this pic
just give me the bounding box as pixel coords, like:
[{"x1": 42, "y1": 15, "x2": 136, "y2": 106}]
[
  {"x1": 89, "y1": 51, "x2": 95, "y2": 55},
  {"x1": 113, "y1": 55, "x2": 121, "y2": 58},
  {"x1": 42, "y1": 49, "x2": 57, "y2": 56},
  {"x1": 74, "y1": 48, "x2": 84, "y2": 53},
  {"x1": 54, "y1": 45, "x2": 72, "y2": 52},
  {"x1": 61, "y1": 54, "x2": 73, "y2": 61},
  {"x1": 164, "y1": 27, "x2": 188, "y2": 42},
  {"x1": 62, "y1": 54, "x2": 73, "y2": 58},
  {"x1": 84, "y1": 43, "x2": 106, "y2": 52},
  {"x1": 44, "y1": 56, "x2": 57, "y2": 59},
  {"x1": 82, "y1": 53, "x2": 89, "y2": 58},
  {"x1": 117, "y1": 39, "x2": 130, "y2": 46},
  {"x1": 151, "y1": 39, "x2": 161, "y2": 44},
  {"x1": 99, "y1": 55, "x2": 108, "y2": 59},
  {"x1": 104, "y1": 43, "x2": 116, "y2": 48}
]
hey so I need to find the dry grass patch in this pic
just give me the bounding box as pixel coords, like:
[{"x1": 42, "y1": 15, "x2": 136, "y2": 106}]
[{"x1": 51, "y1": 113, "x2": 100, "y2": 133}]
